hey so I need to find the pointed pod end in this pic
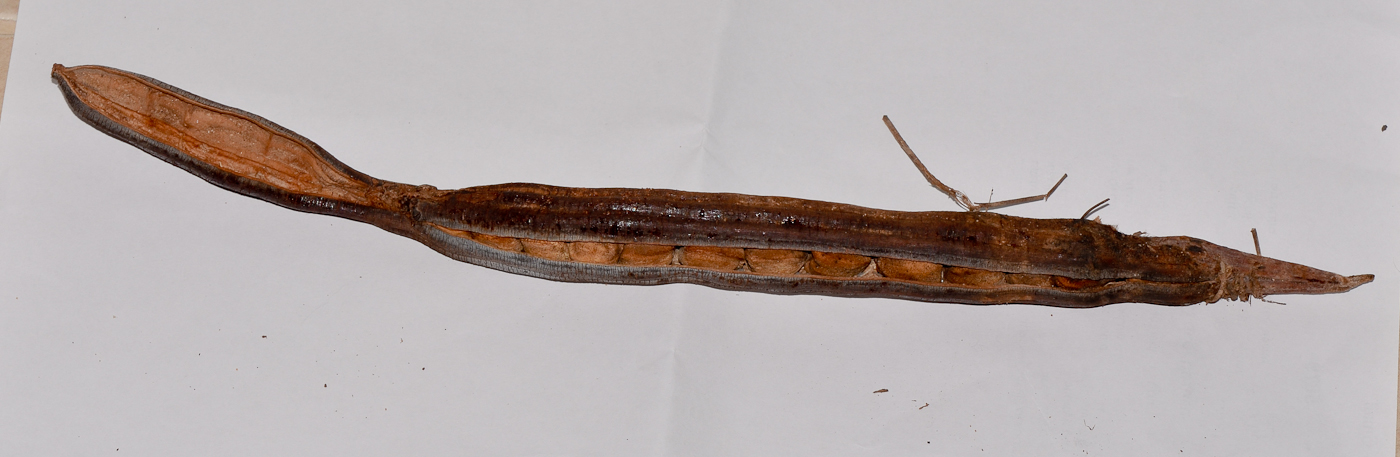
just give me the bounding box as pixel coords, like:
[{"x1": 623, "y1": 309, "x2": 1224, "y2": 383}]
[
  {"x1": 1247, "y1": 256, "x2": 1374, "y2": 299},
  {"x1": 51, "y1": 63, "x2": 71, "y2": 83},
  {"x1": 1342, "y1": 274, "x2": 1376, "y2": 290},
  {"x1": 1208, "y1": 242, "x2": 1374, "y2": 301}
]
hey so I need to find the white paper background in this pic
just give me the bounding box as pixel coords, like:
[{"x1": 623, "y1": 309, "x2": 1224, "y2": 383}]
[{"x1": 1, "y1": 1, "x2": 1397, "y2": 455}]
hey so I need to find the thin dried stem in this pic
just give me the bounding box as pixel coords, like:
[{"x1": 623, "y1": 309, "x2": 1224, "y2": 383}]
[
  {"x1": 975, "y1": 174, "x2": 1068, "y2": 211},
  {"x1": 882, "y1": 116, "x2": 1066, "y2": 212},
  {"x1": 883, "y1": 115, "x2": 971, "y2": 210},
  {"x1": 1080, "y1": 198, "x2": 1111, "y2": 220}
]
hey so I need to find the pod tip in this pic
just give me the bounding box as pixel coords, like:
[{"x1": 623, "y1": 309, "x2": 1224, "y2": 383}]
[{"x1": 1346, "y1": 274, "x2": 1375, "y2": 287}]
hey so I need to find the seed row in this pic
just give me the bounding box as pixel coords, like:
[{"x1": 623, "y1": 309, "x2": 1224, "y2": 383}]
[{"x1": 457, "y1": 229, "x2": 1111, "y2": 290}]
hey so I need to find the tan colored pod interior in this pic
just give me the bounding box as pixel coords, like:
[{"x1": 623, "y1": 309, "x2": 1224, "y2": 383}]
[
  {"x1": 944, "y1": 266, "x2": 1005, "y2": 287},
  {"x1": 877, "y1": 257, "x2": 944, "y2": 282},
  {"x1": 433, "y1": 225, "x2": 1136, "y2": 295},
  {"x1": 679, "y1": 246, "x2": 746, "y2": 270},
  {"x1": 808, "y1": 251, "x2": 873, "y2": 277},
  {"x1": 520, "y1": 239, "x2": 570, "y2": 262},
  {"x1": 745, "y1": 249, "x2": 809, "y2": 275},
  {"x1": 469, "y1": 231, "x2": 524, "y2": 252},
  {"x1": 619, "y1": 244, "x2": 676, "y2": 266},
  {"x1": 569, "y1": 241, "x2": 622, "y2": 264}
]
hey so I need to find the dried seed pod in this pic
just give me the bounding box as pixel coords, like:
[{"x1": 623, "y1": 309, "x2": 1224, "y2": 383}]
[{"x1": 49, "y1": 63, "x2": 1374, "y2": 307}]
